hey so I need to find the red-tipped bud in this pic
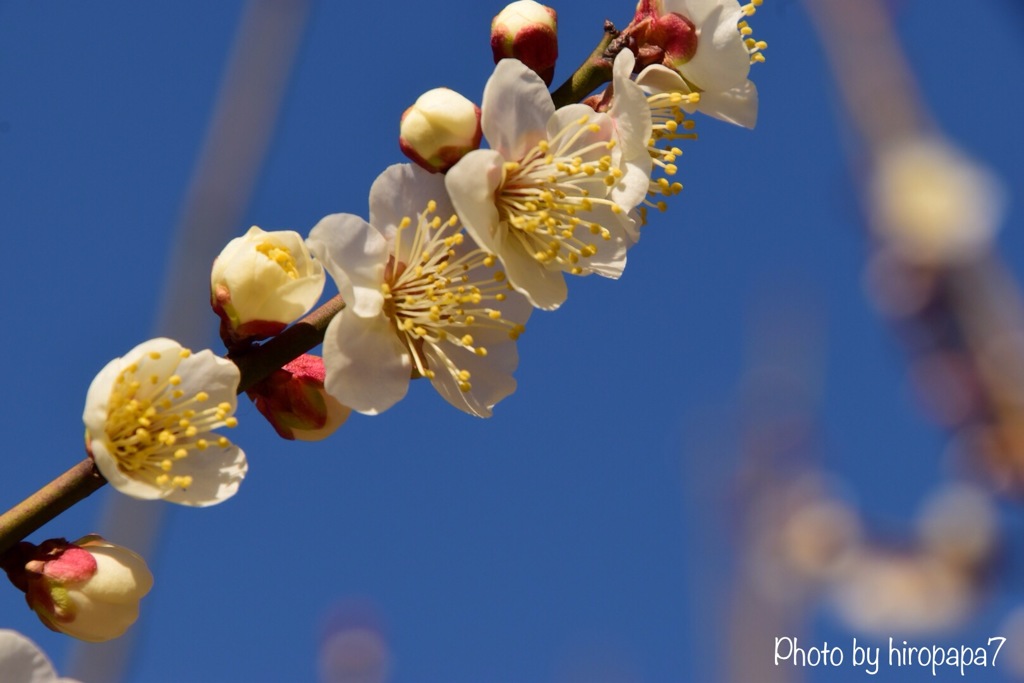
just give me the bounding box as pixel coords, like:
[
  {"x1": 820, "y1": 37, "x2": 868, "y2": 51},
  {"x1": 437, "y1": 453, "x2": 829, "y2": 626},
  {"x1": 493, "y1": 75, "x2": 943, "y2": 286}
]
[
  {"x1": 399, "y1": 88, "x2": 482, "y2": 174},
  {"x1": 2, "y1": 536, "x2": 153, "y2": 643},
  {"x1": 490, "y1": 0, "x2": 558, "y2": 85},
  {"x1": 248, "y1": 354, "x2": 351, "y2": 441}
]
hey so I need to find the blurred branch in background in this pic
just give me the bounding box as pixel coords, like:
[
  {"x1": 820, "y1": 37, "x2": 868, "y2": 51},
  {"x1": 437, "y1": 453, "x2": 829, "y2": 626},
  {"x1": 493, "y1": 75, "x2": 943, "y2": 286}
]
[
  {"x1": 692, "y1": 0, "x2": 1024, "y2": 677},
  {"x1": 805, "y1": 0, "x2": 1024, "y2": 493},
  {"x1": 705, "y1": 0, "x2": 1024, "y2": 661},
  {"x1": 714, "y1": 294, "x2": 1000, "y2": 681},
  {"x1": 66, "y1": 1, "x2": 313, "y2": 681},
  {"x1": 720, "y1": 298, "x2": 829, "y2": 683}
]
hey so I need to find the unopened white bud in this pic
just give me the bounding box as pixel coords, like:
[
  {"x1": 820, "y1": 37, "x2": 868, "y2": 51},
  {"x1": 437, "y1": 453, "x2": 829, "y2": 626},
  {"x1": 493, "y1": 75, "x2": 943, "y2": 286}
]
[{"x1": 399, "y1": 88, "x2": 482, "y2": 174}]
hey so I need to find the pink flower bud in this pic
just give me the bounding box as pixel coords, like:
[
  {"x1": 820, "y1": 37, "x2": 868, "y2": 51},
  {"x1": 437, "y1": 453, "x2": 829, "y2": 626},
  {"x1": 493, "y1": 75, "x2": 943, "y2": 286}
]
[
  {"x1": 399, "y1": 88, "x2": 482, "y2": 174},
  {"x1": 2, "y1": 536, "x2": 153, "y2": 643},
  {"x1": 211, "y1": 226, "x2": 326, "y2": 347},
  {"x1": 491, "y1": 0, "x2": 559, "y2": 85},
  {"x1": 248, "y1": 354, "x2": 351, "y2": 441},
  {"x1": 629, "y1": 1, "x2": 697, "y2": 71}
]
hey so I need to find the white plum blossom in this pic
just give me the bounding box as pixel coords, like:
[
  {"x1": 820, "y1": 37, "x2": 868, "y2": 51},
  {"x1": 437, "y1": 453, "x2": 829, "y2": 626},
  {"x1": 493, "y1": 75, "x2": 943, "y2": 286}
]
[
  {"x1": 307, "y1": 164, "x2": 531, "y2": 417},
  {"x1": 445, "y1": 56, "x2": 650, "y2": 310},
  {"x1": 636, "y1": 60, "x2": 757, "y2": 129},
  {"x1": 210, "y1": 226, "x2": 325, "y2": 342},
  {"x1": 631, "y1": 0, "x2": 764, "y2": 128},
  {"x1": 83, "y1": 338, "x2": 247, "y2": 506}
]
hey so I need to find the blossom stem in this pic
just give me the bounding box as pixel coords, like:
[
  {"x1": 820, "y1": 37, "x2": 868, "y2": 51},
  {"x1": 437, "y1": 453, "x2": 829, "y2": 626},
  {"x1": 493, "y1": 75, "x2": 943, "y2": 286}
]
[
  {"x1": 550, "y1": 21, "x2": 620, "y2": 108},
  {"x1": 0, "y1": 294, "x2": 347, "y2": 557},
  {"x1": 233, "y1": 293, "x2": 346, "y2": 392},
  {"x1": 0, "y1": 459, "x2": 106, "y2": 556}
]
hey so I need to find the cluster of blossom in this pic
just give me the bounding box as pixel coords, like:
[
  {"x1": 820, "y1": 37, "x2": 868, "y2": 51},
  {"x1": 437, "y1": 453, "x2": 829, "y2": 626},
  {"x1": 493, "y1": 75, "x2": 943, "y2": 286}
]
[{"x1": 1, "y1": 0, "x2": 765, "y2": 644}]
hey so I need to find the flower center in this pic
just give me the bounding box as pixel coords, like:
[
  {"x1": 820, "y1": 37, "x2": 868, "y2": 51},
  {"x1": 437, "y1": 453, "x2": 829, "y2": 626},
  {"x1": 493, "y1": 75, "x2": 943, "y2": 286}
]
[
  {"x1": 381, "y1": 201, "x2": 525, "y2": 392},
  {"x1": 497, "y1": 113, "x2": 624, "y2": 274},
  {"x1": 102, "y1": 348, "x2": 238, "y2": 490},
  {"x1": 255, "y1": 240, "x2": 299, "y2": 279}
]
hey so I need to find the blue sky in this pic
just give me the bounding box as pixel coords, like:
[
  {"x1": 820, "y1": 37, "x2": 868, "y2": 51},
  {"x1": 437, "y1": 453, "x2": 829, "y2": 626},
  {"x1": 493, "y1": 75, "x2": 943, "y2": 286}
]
[{"x1": 2, "y1": 1, "x2": 1024, "y2": 682}]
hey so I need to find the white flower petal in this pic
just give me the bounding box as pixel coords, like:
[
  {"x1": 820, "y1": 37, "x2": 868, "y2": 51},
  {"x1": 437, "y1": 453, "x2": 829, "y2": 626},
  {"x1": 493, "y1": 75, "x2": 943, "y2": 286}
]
[
  {"x1": 612, "y1": 160, "x2": 653, "y2": 216},
  {"x1": 161, "y1": 442, "x2": 247, "y2": 507},
  {"x1": 481, "y1": 59, "x2": 554, "y2": 160},
  {"x1": 424, "y1": 341, "x2": 519, "y2": 418},
  {"x1": 635, "y1": 64, "x2": 691, "y2": 94},
  {"x1": 666, "y1": 0, "x2": 741, "y2": 25},
  {"x1": 500, "y1": 239, "x2": 568, "y2": 310},
  {"x1": 59, "y1": 591, "x2": 140, "y2": 643},
  {"x1": 369, "y1": 163, "x2": 454, "y2": 242},
  {"x1": 307, "y1": 214, "x2": 388, "y2": 318},
  {"x1": 322, "y1": 311, "x2": 411, "y2": 415},
  {"x1": 78, "y1": 545, "x2": 154, "y2": 602},
  {"x1": 446, "y1": 149, "x2": 506, "y2": 255},
  {"x1": 90, "y1": 440, "x2": 166, "y2": 501},
  {"x1": 577, "y1": 205, "x2": 629, "y2": 278},
  {"x1": 546, "y1": 104, "x2": 613, "y2": 161},
  {"x1": 679, "y1": 1, "x2": 750, "y2": 91},
  {"x1": 697, "y1": 78, "x2": 758, "y2": 128},
  {"x1": 173, "y1": 349, "x2": 239, "y2": 411},
  {"x1": 0, "y1": 630, "x2": 71, "y2": 683},
  {"x1": 610, "y1": 50, "x2": 654, "y2": 172}
]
